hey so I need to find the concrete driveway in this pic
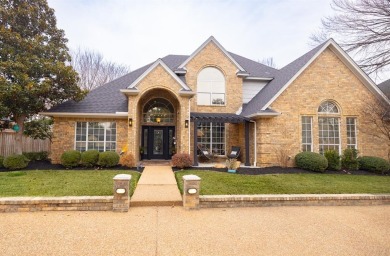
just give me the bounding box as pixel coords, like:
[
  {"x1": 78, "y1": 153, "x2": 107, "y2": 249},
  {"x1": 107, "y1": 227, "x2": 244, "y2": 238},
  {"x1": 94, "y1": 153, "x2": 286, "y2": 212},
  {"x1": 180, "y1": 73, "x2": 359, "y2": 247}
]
[{"x1": 1, "y1": 205, "x2": 389, "y2": 255}]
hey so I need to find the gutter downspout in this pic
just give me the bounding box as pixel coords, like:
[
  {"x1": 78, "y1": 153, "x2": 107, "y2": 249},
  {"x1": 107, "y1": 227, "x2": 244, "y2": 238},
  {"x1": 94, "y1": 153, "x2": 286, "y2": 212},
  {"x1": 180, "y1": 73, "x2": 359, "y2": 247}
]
[{"x1": 250, "y1": 120, "x2": 257, "y2": 166}]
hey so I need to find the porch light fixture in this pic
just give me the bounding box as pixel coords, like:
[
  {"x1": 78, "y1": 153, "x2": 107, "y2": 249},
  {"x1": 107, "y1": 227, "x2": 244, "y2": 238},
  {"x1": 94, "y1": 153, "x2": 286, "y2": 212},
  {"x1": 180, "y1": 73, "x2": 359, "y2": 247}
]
[
  {"x1": 185, "y1": 120, "x2": 189, "y2": 128},
  {"x1": 156, "y1": 117, "x2": 161, "y2": 124},
  {"x1": 128, "y1": 118, "x2": 133, "y2": 127}
]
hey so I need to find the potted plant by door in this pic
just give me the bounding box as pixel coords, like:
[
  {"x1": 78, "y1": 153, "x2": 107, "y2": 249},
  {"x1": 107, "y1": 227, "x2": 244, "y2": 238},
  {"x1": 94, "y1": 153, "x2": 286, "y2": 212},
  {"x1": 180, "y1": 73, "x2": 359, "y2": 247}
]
[{"x1": 226, "y1": 158, "x2": 238, "y2": 173}]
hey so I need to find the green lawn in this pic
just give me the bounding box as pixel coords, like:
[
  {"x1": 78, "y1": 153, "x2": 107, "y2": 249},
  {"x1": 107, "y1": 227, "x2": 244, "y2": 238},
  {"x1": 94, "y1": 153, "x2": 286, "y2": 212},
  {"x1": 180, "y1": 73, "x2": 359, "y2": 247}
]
[
  {"x1": 175, "y1": 170, "x2": 390, "y2": 195},
  {"x1": 0, "y1": 170, "x2": 141, "y2": 197}
]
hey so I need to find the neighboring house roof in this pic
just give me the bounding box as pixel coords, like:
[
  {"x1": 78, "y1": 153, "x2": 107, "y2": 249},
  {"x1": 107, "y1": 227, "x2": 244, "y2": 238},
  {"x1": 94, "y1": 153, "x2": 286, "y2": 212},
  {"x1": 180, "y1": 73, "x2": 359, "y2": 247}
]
[{"x1": 378, "y1": 79, "x2": 390, "y2": 99}]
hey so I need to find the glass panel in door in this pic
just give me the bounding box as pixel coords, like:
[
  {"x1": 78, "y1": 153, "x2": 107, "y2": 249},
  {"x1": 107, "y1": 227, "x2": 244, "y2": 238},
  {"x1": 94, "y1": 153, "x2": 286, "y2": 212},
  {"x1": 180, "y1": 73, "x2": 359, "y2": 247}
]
[{"x1": 153, "y1": 129, "x2": 163, "y2": 155}]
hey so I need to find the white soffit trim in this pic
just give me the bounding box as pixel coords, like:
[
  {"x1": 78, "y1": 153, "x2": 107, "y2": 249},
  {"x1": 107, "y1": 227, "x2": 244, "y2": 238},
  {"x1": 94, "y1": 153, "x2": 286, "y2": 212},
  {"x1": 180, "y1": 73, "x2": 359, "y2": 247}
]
[
  {"x1": 127, "y1": 59, "x2": 191, "y2": 91},
  {"x1": 261, "y1": 39, "x2": 390, "y2": 110},
  {"x1": 261, "y1": 40, "x2": 331, "y2": 110},
  {"x1": 39, "y1": 112, "x2": 128, "y2": 118},
  {"x1": 178, "y1": 36, "x2": 246, "y2": 72},
  {"x1": 245, "y1": 77, "x2": 273, "y2": 81},
  {"x1": 120, "y1": 88, "x2": 140, "y2": 96},
  {"x1": 246, "y1": 112, "x2": 281, "y2": 118},
  {"x1": 327, "y1": 42, "x2": 390, "y2": 105}
]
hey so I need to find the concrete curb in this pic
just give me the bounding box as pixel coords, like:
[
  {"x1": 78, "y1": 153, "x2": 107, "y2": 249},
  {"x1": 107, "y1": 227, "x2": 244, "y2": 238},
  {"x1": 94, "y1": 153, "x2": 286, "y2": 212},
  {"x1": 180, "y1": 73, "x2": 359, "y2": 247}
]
[{"x1": 200, "y1": 194, "x2": 390, "y2": 208}]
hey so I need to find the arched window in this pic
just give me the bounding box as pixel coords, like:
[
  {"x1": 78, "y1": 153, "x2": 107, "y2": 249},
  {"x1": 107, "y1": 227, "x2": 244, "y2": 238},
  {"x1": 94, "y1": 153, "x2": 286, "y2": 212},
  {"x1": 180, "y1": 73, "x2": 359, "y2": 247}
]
[
  {"x1": 197, "y1": 67, "x2": 225, "y2": 105},
  {"x1": 318, "y1": 101, "x2": 339, "y2": 114},
  {"x1": 142, "y1": 98, "x2": 174, "y2": 124},
  {"x1": 318, "y1": 100, "x2": 340, "y2": 153}
]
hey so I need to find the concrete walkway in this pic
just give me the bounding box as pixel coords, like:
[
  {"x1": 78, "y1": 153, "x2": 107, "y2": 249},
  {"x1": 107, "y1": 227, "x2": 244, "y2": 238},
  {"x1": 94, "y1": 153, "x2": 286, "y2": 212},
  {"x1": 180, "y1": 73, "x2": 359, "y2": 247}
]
[
  {"x1": 1, "y1": 206, "x2": 389, "y2": 255},
  {"x1": 131, "y1": 166, "x2": 182, "y2": 206}
]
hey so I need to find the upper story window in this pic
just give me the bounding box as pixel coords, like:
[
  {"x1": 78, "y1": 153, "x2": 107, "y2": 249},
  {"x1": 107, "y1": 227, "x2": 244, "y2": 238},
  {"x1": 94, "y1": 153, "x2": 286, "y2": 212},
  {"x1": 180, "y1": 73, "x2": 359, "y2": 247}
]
[
  {"x1": 197, "y1": 67, "x2": 225, "y2": 106},
  {"x1": 142, "y1": 98, "x2": 175, "y2": 124}
]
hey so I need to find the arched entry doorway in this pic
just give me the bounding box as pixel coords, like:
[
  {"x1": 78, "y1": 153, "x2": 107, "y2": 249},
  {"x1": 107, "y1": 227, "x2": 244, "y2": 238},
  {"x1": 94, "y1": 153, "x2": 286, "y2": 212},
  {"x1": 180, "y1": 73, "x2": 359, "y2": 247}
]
[{"x1": 140, "y1": 97, "x2": 176, "y2": 160}]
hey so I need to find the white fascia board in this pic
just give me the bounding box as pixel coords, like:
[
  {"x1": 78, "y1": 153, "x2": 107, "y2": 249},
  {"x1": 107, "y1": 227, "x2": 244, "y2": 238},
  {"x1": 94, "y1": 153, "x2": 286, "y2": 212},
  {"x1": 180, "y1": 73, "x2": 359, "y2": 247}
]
[
  {"x1": 261, "y1": 39, "x2": 390, "y2": 110},
  {"x1": 246, "y1": 112, "x2": 281, "y2": 119},
  {"x1": 174, "y1": 70, "x2": 187, "y2": 74},
  {"x1": 128, "y1": 59, "x2": 190, "y2": 91},
  {"x1": 179, "y1": 90, "x2": 196, "y2": 97},
  {"x1": 120, "y1": 88, "x2": 140, "y2": 96},
  {"x1": 327, "y1": 42, "x2": 390, "y2": 105},
  {"x1": 261, "y1": 40, "x2": 332, "y2": 110},
  {"x1": 39, "y1": 112, "x2": 128, "y2": 119},
  {"x1": 245, "y1": 77, "x2": 273, "y2": 81},
  {"x1": 178, "y1": 36, "x2": 246, "y2": 72}
]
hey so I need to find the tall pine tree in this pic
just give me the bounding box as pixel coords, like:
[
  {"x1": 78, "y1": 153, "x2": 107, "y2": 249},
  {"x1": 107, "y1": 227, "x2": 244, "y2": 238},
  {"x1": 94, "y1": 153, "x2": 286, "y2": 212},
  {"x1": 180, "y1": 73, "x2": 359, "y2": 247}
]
[{"x1": 0, "y1": 0, "x2": 86, "y2": 154}]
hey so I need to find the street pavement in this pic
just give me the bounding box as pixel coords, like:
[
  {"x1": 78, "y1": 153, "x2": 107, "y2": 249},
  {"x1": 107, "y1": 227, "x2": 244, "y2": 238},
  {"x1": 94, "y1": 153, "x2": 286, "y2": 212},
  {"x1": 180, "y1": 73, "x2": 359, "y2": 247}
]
[{"x1": 1, "y1": 205, "x2": 389, "y2": 255}]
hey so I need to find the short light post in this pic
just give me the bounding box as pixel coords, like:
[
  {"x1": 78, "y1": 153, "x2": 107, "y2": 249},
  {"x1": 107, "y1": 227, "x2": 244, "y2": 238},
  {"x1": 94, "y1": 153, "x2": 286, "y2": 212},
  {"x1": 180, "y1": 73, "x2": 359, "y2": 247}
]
[
  {"x1": 113, "y1": 174, "x2": 132, "y2": 212},
  {"x1": 182, "y1": 175, "x2": 201, "y2": 210}
]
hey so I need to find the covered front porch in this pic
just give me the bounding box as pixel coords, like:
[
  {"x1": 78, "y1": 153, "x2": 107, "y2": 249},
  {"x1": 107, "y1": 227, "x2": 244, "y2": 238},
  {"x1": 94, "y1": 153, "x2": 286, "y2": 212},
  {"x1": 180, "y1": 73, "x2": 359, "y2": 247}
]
[{"x1": 190, "y1": 112, "x2": 252, "y2": 166}]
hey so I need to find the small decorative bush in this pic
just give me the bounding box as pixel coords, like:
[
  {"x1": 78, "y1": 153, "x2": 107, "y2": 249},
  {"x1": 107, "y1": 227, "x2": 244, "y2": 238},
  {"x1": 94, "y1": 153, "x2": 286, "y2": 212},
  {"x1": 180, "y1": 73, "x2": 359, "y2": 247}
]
[
  {"x1": 98, "y1": 151, "x2": 120, "y2": 167},
  {"x1": 119, "y1": 153, "x2": 135, "y2": 168},
  {"x1": 0, "y1": 155, "x2": 4, "y2": 168},
  {"x1": 80, "y1": 150, "x2": 99, "y2": 167},
  {"x1": 324, "y1": 150, "x2": 341, "y2": 171},
  {"x1": 22, "y1": 151, "x2": 49, "y2": 161},
  {"x1": 341, "y1": 148, "x2": 359, "y2": 171},
  {"x1": 358, "y1": 156, "x2": 390, "y2": 174},
  {"x1": 3, "y1": 154, "x2": 30, "y2": 170},
  {"x1": 60, "y1": 150, "x2": 81, "y2": 168},
  {"x1": 295, "y1": 152, "x2": 328, "y2": 173},
  {"x1": 172, "y1": 153, "x2": 192, "y2": 169}
]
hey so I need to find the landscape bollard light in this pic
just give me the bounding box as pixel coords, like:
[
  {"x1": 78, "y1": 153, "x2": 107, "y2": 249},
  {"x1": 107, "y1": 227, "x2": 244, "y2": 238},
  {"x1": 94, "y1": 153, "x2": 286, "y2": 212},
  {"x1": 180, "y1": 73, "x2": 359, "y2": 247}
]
[
  {"x1": 113, "y1": 174, "x2": 132, "y2": 212},
  {"x1": 182, "y1": 175, "x2": 201, "y2": 210}
]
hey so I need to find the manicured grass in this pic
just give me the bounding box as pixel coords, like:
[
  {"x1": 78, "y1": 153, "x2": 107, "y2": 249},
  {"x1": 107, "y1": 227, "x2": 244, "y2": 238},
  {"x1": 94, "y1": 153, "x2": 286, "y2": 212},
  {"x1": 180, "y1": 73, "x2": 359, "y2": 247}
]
[
  {"x1": 0, "y1": 170, "x2": 141, "y2": 197},
  {"x1": 175, "y1": 170, "x2": 390, "y2": 195}
]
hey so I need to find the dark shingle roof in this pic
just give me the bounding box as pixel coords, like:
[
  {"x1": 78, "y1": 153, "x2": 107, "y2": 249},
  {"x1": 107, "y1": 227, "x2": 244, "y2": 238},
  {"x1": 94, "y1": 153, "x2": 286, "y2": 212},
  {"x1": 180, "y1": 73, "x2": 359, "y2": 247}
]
[
  {"x1": 48, "y1": 55, "x2": 188, "y2": 113},
  {"x1": 228, "y1": 52, "x2": 278, "y2": 78},
  {"x1": 241, "y1": 41, "x2": 328, "y2": 116},
  {"x1": 378, "y1": 79, "x2": 390, "y2": 99}
]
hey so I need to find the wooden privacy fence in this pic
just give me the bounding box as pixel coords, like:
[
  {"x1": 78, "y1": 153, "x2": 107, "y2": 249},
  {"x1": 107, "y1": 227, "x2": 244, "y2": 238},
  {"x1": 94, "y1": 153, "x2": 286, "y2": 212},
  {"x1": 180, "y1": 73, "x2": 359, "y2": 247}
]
[{"x1": 0, "y1": 132, "x2": 51, "y2": 157}]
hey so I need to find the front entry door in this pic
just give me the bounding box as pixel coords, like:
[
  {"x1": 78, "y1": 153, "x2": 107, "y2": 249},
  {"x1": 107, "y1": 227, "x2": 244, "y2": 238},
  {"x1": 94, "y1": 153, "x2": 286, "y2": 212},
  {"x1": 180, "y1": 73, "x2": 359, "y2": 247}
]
[{"x1": 142, "y1": 126, "x2": 175, "y2": 160}]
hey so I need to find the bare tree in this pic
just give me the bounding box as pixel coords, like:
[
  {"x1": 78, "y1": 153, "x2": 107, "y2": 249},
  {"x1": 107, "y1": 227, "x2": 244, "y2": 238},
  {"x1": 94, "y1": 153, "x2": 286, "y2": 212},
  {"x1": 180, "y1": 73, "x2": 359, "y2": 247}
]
[
  {"x1": 71, "y1": 48, "x2": 130, "y2": 91},
  {"x1": 310, "y1": 0, "x2": 390, "y2": 78},
  {"x1": 360, "y1": 99, "x2": 390, "y2": 160},
  {"x1": 259, "y1": 57, "x2": 277, "y2": 68}
]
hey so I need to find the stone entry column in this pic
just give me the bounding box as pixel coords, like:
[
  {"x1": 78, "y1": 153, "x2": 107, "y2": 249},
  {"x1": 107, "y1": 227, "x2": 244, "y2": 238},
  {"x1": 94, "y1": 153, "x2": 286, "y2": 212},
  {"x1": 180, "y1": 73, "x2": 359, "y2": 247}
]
[
  {"x1": 182, "y1": 175, "x2": 201, "y2": 210},
  {"x1": 113, "y1": 174, "x2": 132, "y2": 212}
]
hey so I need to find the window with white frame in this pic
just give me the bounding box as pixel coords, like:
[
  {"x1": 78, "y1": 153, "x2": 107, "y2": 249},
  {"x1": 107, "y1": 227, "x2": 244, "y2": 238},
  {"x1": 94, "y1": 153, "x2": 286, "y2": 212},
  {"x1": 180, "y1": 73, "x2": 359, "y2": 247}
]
[
  {"x1": 301, "y1": 116, "x2": 313, "y2": 152},
  {"x1": 318, "y1": 101, "x2": 340, "y2": 154},
  {"x1": 197, "y1": 122, "x2": 225, "y2": 155},
  {"x1": 346, "y1": 117, "x2": 357, "y2": 149},
  {"x1": 197, "y1": 67, "x2": 225, "y2": 105},
  {"x1": 75, "y1": 122, "x2": 116, "y2": 152}
]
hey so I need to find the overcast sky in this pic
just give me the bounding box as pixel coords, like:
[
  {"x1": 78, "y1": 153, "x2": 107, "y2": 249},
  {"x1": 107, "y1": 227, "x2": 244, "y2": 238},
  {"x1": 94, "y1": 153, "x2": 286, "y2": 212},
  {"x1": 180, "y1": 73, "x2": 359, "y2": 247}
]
[{"x1": 47, "y1": 0, "x2": 335, "y2": 71}]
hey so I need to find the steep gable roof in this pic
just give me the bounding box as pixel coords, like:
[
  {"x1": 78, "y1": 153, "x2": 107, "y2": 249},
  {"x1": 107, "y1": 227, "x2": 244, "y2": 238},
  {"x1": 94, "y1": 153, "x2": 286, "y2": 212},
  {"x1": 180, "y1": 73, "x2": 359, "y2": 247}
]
[
  {"x1": 242, "y1": 39, "x2": 390, "y2": 117},
  {"x1": 178, "y1": 36, "x2": 246, "y2": 72}
]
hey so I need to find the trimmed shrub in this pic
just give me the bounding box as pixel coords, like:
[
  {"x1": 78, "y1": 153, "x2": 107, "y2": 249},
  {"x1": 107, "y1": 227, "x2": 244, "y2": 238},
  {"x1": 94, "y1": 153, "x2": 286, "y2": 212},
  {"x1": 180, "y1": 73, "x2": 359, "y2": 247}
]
[
  {"x1": 60, "y1": 150, "x2": 81, "y2": 168},
  {"x1": 295, "y1": 152, "x2": 328, "y2": 173},
  {"x1": 98, "y1": 151, "x2": 120, "y2": 167},
  {"x1": 358, "y1": 156, "x2": 390, "y2": 174},
  {"x1": 172, "y1": 153, "x2": 193, "y2": 169},
  {"x1": 119, "y1": 153, "x2": 135, "y2": 168},
  {"x1": 0, "y1": 155, "x2": 4, "y2": 168},
  {"x1": 3, "y1": 154, "x2": 30, "y2": 170},
  {"x1": 80, "y1": 150, "x2": 99, "y2": 167},
  {"x1": 22, "y1": 151, "x2": 49, "y2": 161},
  {"x1": 324, "y1": 150, "x2": 341, "y2": 171},
  {"x1": 341, "y1": 148, "x2": 359, "y2": 171}
]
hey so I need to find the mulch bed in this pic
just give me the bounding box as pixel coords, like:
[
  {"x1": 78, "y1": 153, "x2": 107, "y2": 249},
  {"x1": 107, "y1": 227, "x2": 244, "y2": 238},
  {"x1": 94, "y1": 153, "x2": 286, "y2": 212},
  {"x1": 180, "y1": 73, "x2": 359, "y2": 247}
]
[{"x1": 0, "y1": 160, "x2": 387, "y2": 176}]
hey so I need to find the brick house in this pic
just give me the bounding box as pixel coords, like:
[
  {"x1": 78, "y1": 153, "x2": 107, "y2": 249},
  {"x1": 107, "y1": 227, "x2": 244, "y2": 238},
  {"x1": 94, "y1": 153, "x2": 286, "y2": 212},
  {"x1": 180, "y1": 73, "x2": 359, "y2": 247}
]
[{"x1": 41, "y1": 36, "x2": 389, "y2": 167}]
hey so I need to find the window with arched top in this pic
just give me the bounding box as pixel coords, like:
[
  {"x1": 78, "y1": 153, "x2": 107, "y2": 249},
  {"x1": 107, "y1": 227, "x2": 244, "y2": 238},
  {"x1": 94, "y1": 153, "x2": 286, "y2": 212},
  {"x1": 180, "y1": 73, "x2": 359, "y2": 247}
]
[
  {"x1": 318, "y1": 101, "x2": 339, "y2": 114},
  {"x1": 318, "y1": 101, "x2": 340, "y2": 153},
  {"x1": 197, "y1": 67, "x2": 225, "y2": 105},
  {"x1": 142, "y1": 98, "x2": 174, "y2": 124}
]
